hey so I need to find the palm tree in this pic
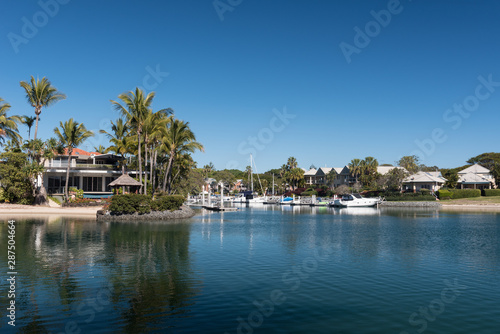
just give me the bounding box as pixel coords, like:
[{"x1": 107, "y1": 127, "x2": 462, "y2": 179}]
[
  {"x1": 160, "y1": 118, "x2": 204, "y2": 193},
  {"x1": 348, "y1": 158, "x2": 361, "y2": 185},
  {"x1": 0, "y1": 98, "x2": 21, "y2": 145},
  {"x1": 93, "y1": 145, "x2": 106, "y2": 154},
  {"x1": 326, "y1": 169, "x2": 338, "y2": 190},
  {"x1": 111, "y1": 88, "x2": 155, "y2": 194},
  {"x1": 203, "y1": 163, "x2": 215, "y2": 178},
  {"x1": 22, "y1": 115, "x2": 38, "y2": 140},
  {"x1": 20, "y1": 76, "x2": 66, "y2": 140},
  {"x1": 54, "y1": 118, "x2": 94, "y2": 201},
  {"x1": 100, "y1": 118, "x2": 131, "y2": 174},
  {"x1": 287, "y1": 156, "x2": 298, "y2": 170},
  {"x1": 142, "y1": 108, "x2": 172, "y2": 194}
]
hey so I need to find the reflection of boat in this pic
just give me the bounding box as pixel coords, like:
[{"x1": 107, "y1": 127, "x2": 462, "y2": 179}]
[
  {"x1": 330, "y1": 193, "x2": 381, "y2": 207},
  {"x1": 338, "y1": 207, "x2": 380, "y2": 215}
]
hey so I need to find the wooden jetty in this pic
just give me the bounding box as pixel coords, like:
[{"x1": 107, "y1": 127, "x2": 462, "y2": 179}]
[{"x1": 202, "y1": 205, "x2": 238, "y2": 212}]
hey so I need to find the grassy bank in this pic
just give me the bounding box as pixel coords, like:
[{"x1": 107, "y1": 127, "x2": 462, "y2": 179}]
[{"x1": 440, "y1": 196, "x2": 500, "y2": 205}]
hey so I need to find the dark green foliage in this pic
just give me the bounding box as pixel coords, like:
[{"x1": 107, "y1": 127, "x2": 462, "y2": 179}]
[
  {"x1": 109, "y1": 194, "x2": 151, "y2": 214},
  {"x1": 437, "y1": 189, "x2": 453, "y2": 200},
  {"x1": 0, "y1": 152, "x2": 34, "y2": 204},
  {"x1": 448, "y1": 189, "x2": 481, "y2": 199},
  {"x1": 482, "y1": 189, "x2": 500, "y2": 197},
  {"x1": 384, "y1": 191, "x2": 436, "y2": 201},
  {"x1": 300, "y1": 190, "x2": 318, "y2": 197},
  {"x1": 109, "y1": 193, "x2": 185, "y2": 214},
  {"x1": 151, "y1": 194, "x2": 185, "y2": 211}
]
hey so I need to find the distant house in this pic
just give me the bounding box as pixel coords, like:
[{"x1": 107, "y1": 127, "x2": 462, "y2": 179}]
[
  {"x1": 43, "y1": 148, "x2": 124, "y2": 196},
  {"x1": 304, "y1": 167, "x2": 333, "y2": 186},
  {"x1": 403, "y1": 171, "x2": 447, "y2": 192},
  {"x1": 456, "y1": 164, "x2": 495, "y2": 189},
  {"x1": 305, "y1": 165, "x2": 405, "y2": 188}
]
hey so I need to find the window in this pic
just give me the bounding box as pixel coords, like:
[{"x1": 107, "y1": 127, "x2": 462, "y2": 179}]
[
  {"x1": 83, "y1": 177, "x2": 103, "y2": 192},
  {"x1": 47, "y1": 176, "x2": 79, "y2": 194}
]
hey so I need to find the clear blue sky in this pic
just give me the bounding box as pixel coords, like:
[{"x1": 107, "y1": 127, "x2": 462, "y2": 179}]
[{"x1": 2, "y1": 0, "x2": 500, "y2": 171}]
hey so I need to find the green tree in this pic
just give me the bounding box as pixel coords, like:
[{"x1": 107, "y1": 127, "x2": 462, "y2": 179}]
[
  {"x1": 0, "y1": 98, "x2": 21, "y2": 145},
  {"x1": 0, "y1": 151, "x2": 34, "y2": 204},
  {"x1": 20, "y1": 76, "x2": 66, "y2": 140},
  {"x1": 397, "y1": 155, "x2": 420, "y2": 174},
  {"x1": 111, "y1": 88, "x2": 155, "y2": 194},
  {"x1": 160, "y1": 118, "x2": 204, "y2": 194},
  {"x1": 54, "y1": 119, "x2": 94, "y2": 200},
  {"x1": 286, "y1": 167, "x2": 304, "y2": 190},
  {"x1": 441, "y1": 169, "x2": 459, "y2": 189}
]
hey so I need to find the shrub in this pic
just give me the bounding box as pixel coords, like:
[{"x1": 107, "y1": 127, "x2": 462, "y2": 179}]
[
  {"x1": 448, "y1": 189, "x2": 481, "y2": 199},
  {"x1": 437, "y1": 189, "x2": 453, "y2": 200},
  {"x1": 482, "y1": 189, "x2": 500, "y2": 197},
  {"x1": 300, "y1": 190, "x2": 318, "y2": 197},
  {"x1": 384, "y1": 191, "x2": 436, "y2": 202},
  {"x1": 109, "y1": 194, "x2": 151, "y2": 214},
  {"x1": 151, "y1": 195, "x2": 185, "y2": 212}
]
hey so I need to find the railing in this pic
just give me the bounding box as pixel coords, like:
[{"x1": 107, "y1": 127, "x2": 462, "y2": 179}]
[{"x1": 46, "y1": 162, "x2": 118, "y2": 169}]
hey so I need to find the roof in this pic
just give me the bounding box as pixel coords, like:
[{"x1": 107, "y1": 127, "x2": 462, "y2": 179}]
[
  {"x1": 403, "y1": 171, "x2": 447, "y2": 184},
  {"x1": 304, "y1": 168, "x2": 317, "y2": 176},
  {"x1": 458, "y1": 164, "x2": 491, "y2": 174},
  {"x1": 62, "y1": 148, "x2": 101, "y2": 157},
  {"x1": 108, "y1": 174, "x2": 142, "y2": 187},
  {"x1": 377, "y1": 166, "x2": 407, "y2": 175},
  {"x1": 318, "y1": 167, "x2": 333, "y2": 175},
  {"x1": 457, "y1": 172, "x2": 491, "y2": 184}
]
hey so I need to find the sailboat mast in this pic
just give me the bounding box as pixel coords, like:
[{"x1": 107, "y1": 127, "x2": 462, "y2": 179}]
[{"x1": 250, "y1": 154, "x2": 254, "y2": 193}]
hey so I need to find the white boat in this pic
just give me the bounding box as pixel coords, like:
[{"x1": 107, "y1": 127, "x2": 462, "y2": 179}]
[
  {"x1": 279, "y1": 196, "x2": 294, "y2": 205},
  {"x1": 330, "y1": 193, "x2": 381, "y2": 207}
]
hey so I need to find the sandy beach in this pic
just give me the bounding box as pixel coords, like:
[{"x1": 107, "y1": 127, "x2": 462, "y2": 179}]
[{"x1": 0, "y1": 203, "x2": 103, "y2": 218}]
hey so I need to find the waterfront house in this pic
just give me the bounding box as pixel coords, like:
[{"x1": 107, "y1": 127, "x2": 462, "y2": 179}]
[
  {"x1": 456, "y1": 164, "x2": 495, "y2": 189},
  {"x1": 403, "y1": 171, "x2": 447, "y2": 192},
  {"x1": 43, "y1": 148, "x2": 124, "y2": 197}
]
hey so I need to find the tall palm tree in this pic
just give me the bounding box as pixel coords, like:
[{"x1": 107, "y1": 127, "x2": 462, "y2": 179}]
[
  {"x1": 100, "y1": 118, "x2": 131, "y2": 174},
  {"x1": 348, "y1": 158, "x2": 361, "y2": 184},
  {"x1": 0, "y1": 98, "x2": 21, "y2": 145},
  {"x1": 20, "y1": 76, "x2": 66, "y2": 140},
  {"x1": 54, "y1": 118, "x2": 94, "y2": 201},
  {"x1": 111, "y1": 88, "x2": 155, "y2": 194},
  {"x1": 160, "y1": 118, "x2": 204, "y2": 193},
  {"x1": 142, "y1": 108, "x2": 172, "y2": 194},
  {"x1": 22, "y1": 115, "x2": 38, "y2": 140}
]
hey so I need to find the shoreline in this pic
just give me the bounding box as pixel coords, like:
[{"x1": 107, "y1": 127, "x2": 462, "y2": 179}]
[
  {"x1": 2, "y1": 202, "x2": 500, "y2": 218},
  {"x1": 0, "y1": 203, "x2": 103, "y2": 218}
]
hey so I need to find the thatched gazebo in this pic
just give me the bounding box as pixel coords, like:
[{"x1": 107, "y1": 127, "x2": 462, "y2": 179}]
[{"x1": 108, "y1": 174, "x2": 142, "y2": 194}]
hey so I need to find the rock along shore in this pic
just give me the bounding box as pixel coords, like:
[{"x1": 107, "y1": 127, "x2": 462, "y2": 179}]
[
  {"x1": 96, "y1": 205, "x2": 196, "y2": 221},
  {"x1": 379, "y1": 201, "x2": 441, "y2": 208}
]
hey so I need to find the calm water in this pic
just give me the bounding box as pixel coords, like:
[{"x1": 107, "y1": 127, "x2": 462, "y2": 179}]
[{"x1": 1, "y1": 206, "x2": 499, "y2": 333}]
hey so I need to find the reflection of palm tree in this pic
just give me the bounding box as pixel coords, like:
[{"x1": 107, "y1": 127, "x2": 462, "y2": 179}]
[{"x1": 104, "y1": 221, "x2": 198, "y2": 332}]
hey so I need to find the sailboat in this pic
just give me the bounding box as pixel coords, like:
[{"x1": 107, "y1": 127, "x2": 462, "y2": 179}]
[{"x1": 246, "y1": 154, "x2": 266, "y2": 204}]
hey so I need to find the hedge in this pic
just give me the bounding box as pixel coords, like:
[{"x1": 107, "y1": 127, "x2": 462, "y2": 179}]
[
  {"x1": 384, "y1": 192, "x2": 436, "y2": 202},
  {"x1": 448, "y1": 189, "x2": 481, "y2": 199},
  {"x1": 108, "y1": 194, "x2": 185, "y2": 215},
  {"x1": 482, "y1": 189, "x2": 500, "y2": 197},
  {"x1": 437, "y1": 189, "x2": 453, "y2": 200}
]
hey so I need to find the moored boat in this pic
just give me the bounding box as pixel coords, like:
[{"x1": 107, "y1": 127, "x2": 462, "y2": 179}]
[{"x1": 330, "y1": 193, "x2": 381, "y2": 207}]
